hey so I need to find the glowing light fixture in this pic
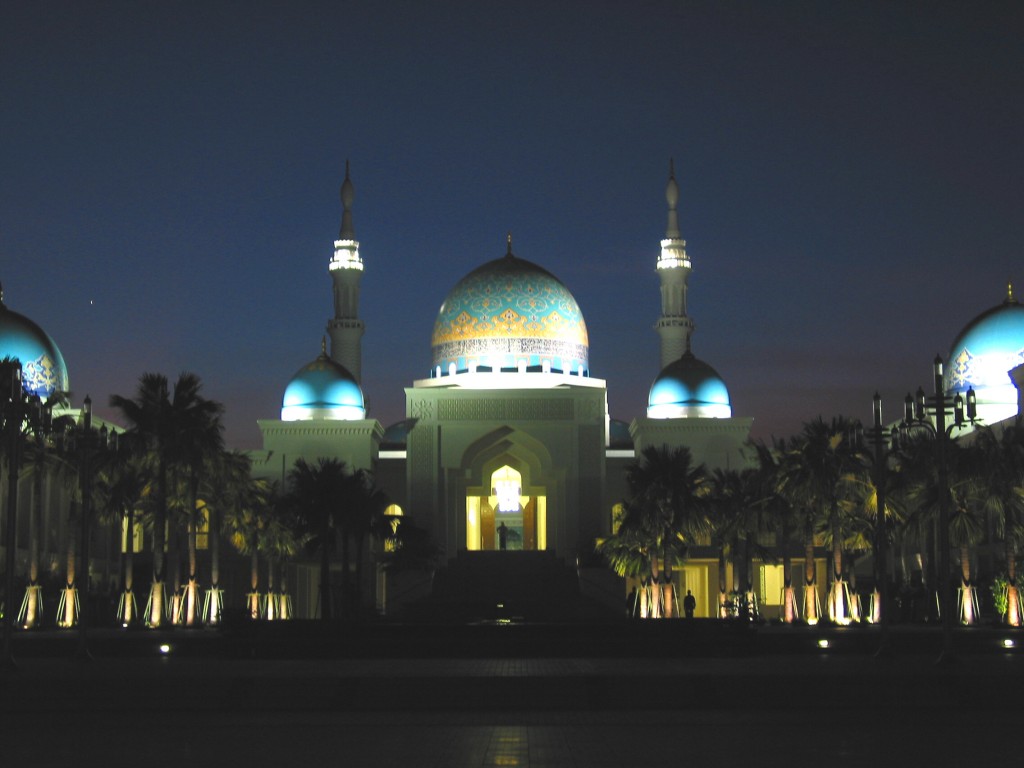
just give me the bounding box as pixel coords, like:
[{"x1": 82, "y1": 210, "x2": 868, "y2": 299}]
[
  {"x1": 657, "y1": 239, "x2": 691, "y2": 270},
  {"x1": 158, "y1": 643, "x2": 171, "y2": 655},
  {"x1": 329, "y1": 239, "x2": 363, "y2": 271},
  {"x1": 817, "y1": 639, "x2": 830, "y2": 649},
  {"x1": 1002, "y1": 638, "x2": 1016, "y2": 649}
]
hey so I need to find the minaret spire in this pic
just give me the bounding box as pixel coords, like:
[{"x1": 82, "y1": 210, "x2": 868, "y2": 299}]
[
  {"x1": 654, "y1": 159, "x2": 695, "y2": 367},
  {"x1": 339, "y1": 160, "x2": 355, "y2": 239},
  {"x1": 327, "y1": 162, "x2": 365, "y2": 382},
  {"x1": 665, "y1": 158, "x2": 681, "y2": 239}
]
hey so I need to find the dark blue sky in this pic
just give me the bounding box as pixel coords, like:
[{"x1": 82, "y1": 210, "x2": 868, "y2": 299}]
[{"x1": 3, "y1": 1, "x2": 1022, "y2": 449}]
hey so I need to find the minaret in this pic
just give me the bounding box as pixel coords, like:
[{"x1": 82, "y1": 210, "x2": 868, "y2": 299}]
[
  {"x1": 654, "y1": 159, "x2": 694, "y2": 368},
  {"x1": 327, "y1": 161, "x2": 365, "y2": 382}
]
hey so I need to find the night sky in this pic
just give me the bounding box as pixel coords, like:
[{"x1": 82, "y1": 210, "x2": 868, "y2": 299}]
[{"x1": 3, "y1": 1, "x2": 1022, "y2": 449}]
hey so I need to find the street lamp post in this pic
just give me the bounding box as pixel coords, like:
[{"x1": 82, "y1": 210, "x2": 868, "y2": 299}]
[
  {"x1": 866, "y1": 393, "x2": 900, "y2": 655},
  {"x1": 2, "y1": 363, "x2": 24, "y2": 667},
  {"x1": 900, "y1": 355, "x2": 977, "y2": 663}
]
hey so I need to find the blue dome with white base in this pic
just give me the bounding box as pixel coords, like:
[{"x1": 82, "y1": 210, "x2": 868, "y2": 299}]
[
  {"x1": 281, "y1": 346, "x2": 365, "y2": 421},
  {"x1": 0, "y1": 286, "x2": 69, "y2": 401},
  {"x1": 648, "y1": 352, "x2": 732, "y2": 419},
  {"x1": 944, "y1": 288, "x2": 1024, "y2": 423}
]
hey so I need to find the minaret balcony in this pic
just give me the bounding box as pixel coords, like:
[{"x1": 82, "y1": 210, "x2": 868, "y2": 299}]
[
  {"x1": 657, "y1": 238, "x2": 690, "y2": 270},
  {"x1": 330, "y1": 239, "x2": 363, "y2": 271}
]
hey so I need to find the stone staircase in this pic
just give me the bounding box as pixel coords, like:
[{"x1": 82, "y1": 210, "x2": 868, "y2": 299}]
[{"x1": 402, "y1": 550, "x2": 614, "y2": 623}]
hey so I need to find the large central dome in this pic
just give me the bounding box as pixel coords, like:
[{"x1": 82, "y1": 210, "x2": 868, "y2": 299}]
[
  {"x1": 431, "y1": 242, "x2": 589, "y2": 377},
  {"x1": 0, "y1": 287, "x2": 69, "y2": 401}
]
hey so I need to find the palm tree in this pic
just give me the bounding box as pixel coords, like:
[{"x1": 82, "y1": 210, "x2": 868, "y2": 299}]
[
  {"x1": 709, "y1": 465, "x2": 774, "y2": 620},
  {"x1": 96, "y1": 448, "x2": 150, "y2": 626},
  {"x1": 224, "y1": 478, "x2": 278, "y2": 619},
  {"x1": 973, "y1": 422, "x2": 1024, "y2": 625},
  {"x1": 286, "y1": 458, "x2": 350, "y2": 621},
  {"x1": 783, "y1": 417, "x2": 865, "y2": 625},
  {"x1": 179, "y1": 407, "x2": 224, "y2": 627},
  {"x1": 900, "y1": 429, "x2": 984, "y2": 624},
  {"x1": 260, "y1": 503, "x2": 303, "y2": 620},
  {"x1": 336, "y1": 469, "x2": 389, "y2": 618},
  {"x1": 598, "y1": 446, "x2": 710, "y2": 618},
  {"x1": 110, "y1": 372, "x2": 223, "y2": 628},
  {"x1": 17, "y1": 395, "x2": 71, "y2": 628},
  {"x1": 204, "y1": 450, "x2": 252, "y2": 624},
  {"x1": 750, "y1": 438, "x2": 801, "y2": 622}
]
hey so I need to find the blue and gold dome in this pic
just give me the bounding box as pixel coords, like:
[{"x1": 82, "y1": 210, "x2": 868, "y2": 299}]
[
  {"x1": 944, "y1": 286, "x2": 1024, "y2": 423},
  {"x1": 431, "y1": 240, "x2": 589, "y2": 377},
  {"x1": 281, "y1": 342, "x2": 365, "y2": 421},
  {"x1": 0, "y1": 285, "x2": 69, "y2": 401},
  {"x1": 647, "y1": 352, "x2": 732, "y2": 419}
]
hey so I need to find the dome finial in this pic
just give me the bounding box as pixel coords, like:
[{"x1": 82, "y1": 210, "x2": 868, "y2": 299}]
[
  {"x1": 339, "y1": 161, "x2": 355, "y2": 239},
  {"x1": 506, "y1": 232, "x2": 513, "y2": 257},
  {"x1": 320, "y1": 336, "x2": 328, "y2": 357},
  {"x1": 1008, "y1": 280, "x2": 1016, "y2": 304},
  {"x1": 0, "y1": 281, "x2": 4, "y2": 307},
  {"x1": 665, "y1": 159, "x2": 681, "y2": 239}
]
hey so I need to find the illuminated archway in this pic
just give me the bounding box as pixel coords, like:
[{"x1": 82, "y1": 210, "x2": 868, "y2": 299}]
[
  {"x1": 459, "y1": 426, "x2": 557, "y2": 554},
  {"x1": 466, "y1": 465, "x2": 546, "y2": 551}
]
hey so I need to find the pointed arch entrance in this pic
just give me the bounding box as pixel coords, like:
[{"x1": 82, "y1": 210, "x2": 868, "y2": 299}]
[{"x1": 461, "y1": 428, "x2": 553, "y2": 552}]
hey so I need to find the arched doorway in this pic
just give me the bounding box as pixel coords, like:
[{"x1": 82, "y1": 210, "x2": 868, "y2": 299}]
[{"x1": 466, "y1": 464, "x2": 547, "y2": 551}]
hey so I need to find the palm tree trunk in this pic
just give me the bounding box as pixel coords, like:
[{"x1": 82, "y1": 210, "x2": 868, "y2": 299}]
[
  {"x1": 249, "y1": 547, "x2": 259, "y2": 620},
  {"x1": 319, "y1": 537, "x2": 332, "y2": 621},
  {"x1": 62, "y1": 507, "x2": 77, "y2": 628},
  {"x1": 829, "y1": 512, "x2": 846, "y2": 623},
  {"x1": 266, "y1": 559, "x2": 277, "y2": 620},
  {"x1": 959, "y1": 543, "x2": 975, "y2": 625},
  {"x1": 803, "y1": 525, "x2": 819, "y2": 624},
  {"x1": 340, "y1": 530, "x2": 351, "y2": 618},
  {"x1": 781, "y1": 523, "x2": 796, "y2": 623},
  {"x1": 150, "y1": 460, "x2": 167, "y2": 627},
  {"x1": 185, "y1": 472, "x2": 199, "y2": 626},
  {"x1": 279, "y1": 562, "x2": 291, "y2": 620},
  {"x1": 1007, "y1": 538, "x2": 1020, "y2": 626},
  {"x1": 25, "y1": 459, "x2": 42, "y2": 628},
  {"x1": 122, "y1": 508, "x2": 135, "y2": 625},
  {"x1": 207, "y1": 505, "x2": 221, "y2": 624},
  {"x1": 717, "y1": 547, "x2": 728, "y2": 618}
]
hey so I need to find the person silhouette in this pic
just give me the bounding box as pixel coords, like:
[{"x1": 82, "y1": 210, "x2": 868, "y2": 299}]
[
  {"x1": 683, "y1": 589, "x2": 696, "y2": 618},
  {"x1": 497, "y1": 521, "x2": 508, "y2": 550}
]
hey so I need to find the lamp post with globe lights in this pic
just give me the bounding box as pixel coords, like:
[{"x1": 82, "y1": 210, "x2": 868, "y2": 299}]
[
  {"x1": 853, "y1": 393, "x2": 899, "y2": 652},
  {"x1": 2, "y1": 362, "x2": 25, "y2": 666},
  {"x1": 898, "y1": 355, "x2": 978, "y2": 662}
]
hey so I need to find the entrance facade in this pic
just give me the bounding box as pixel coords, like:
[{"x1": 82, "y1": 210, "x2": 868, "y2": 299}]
[{"x1": 466, "y1": 465, "x2": 547, "y2": 551}]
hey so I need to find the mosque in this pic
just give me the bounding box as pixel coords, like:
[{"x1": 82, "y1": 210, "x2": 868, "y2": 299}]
[
  {"x1": 3, "y1": 166, "x2": 1024, "y2": 623},
  {"x1": 246, "y1": 164, "x2": 757, "y2": 619}
]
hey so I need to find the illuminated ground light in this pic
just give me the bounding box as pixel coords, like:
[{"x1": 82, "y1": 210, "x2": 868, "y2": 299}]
[
  {"x1": 817, "y1": 639, "x2": 830, "y2": 649},
  {"x1": 1002, "y1": 638, "x2": 1016, "y2": 649},
  {"x1": 158, "y1": 643, "x2": 172, "y2": 655}
]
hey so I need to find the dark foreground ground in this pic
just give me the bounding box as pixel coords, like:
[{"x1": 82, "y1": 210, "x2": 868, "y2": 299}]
[{"x1": 1, "y1": 621, "x2": 1021, "y2": 767}]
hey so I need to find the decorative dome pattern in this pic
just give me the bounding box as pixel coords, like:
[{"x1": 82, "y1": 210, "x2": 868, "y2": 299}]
[
  {"x1": 431, "y1": 251, "x2": 589, "y2": 377},
  {"x1": 281, "y1": 350, "x2": 365, "y2": 421},
  {"x1": 944, "y1": 291, "x2": 1024, "y2": 422},
  {"x1": 0, "y1": 294, "x2": 69, "y2": 400},
  {"x1": 647, "y1": 352, "x2": 731, "y2": 419}
]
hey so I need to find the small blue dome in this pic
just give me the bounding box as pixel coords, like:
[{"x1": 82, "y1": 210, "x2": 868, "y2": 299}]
[
  {"x1": 281, "y1": 350, "x2": 364, "y2": 421},
  {"x1": 944, "y1": 291, "x2": 1024, "y2": 421},
  {"x1": 648, "y1": 352, "x2": 732, "y2": 419},
  {"x1": 0, "y1": 292, "x2": 69, "y2": 401}
]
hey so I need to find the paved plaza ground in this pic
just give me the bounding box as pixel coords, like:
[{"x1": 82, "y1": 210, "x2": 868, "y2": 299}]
[{"x1": 1, "y1": 622, "x2": 1021, "y2": 767}]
